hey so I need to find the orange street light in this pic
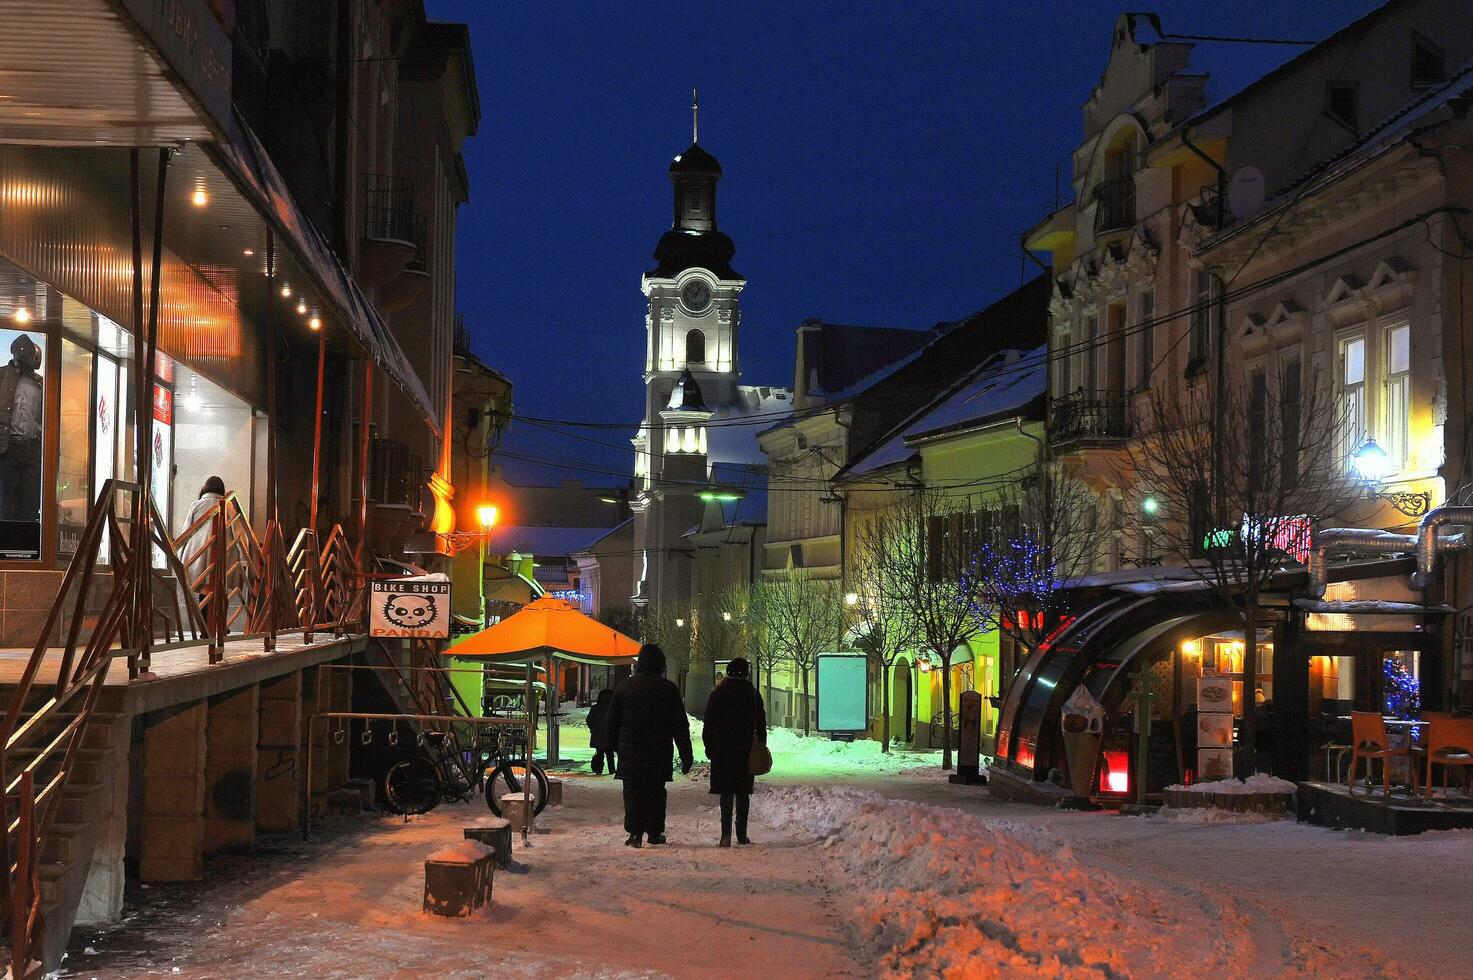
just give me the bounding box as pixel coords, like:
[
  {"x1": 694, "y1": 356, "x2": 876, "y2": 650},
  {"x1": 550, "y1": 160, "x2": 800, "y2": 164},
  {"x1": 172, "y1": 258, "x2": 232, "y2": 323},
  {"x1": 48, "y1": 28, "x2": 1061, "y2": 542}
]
[{"x1": 477, "y1": 503, "x2": 499, "y2": 529}]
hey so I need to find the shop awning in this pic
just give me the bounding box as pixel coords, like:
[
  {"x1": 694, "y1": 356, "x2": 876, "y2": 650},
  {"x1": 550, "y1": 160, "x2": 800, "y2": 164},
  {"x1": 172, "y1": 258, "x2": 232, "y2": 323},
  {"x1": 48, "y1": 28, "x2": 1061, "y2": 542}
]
[
  {"x1": 0, "y1": 0, "x2": 441, "y2": 435},
  {"x1": 209, "y1": 112, "x2": 441, "y2": 435}
]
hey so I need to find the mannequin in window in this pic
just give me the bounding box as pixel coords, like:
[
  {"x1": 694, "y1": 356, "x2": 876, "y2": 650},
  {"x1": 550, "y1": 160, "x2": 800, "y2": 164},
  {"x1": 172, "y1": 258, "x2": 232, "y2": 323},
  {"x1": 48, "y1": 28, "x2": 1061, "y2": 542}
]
[{"x1": 0, "y1": 335, "x2": 44, "y2": 523}]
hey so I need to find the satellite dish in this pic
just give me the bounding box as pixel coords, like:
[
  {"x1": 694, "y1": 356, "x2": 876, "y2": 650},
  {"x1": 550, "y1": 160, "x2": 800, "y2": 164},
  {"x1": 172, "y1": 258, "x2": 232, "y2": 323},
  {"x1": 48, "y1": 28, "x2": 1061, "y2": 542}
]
[{"x1": 1227, "y1": 166, "x2": 1265, "y2": 221}]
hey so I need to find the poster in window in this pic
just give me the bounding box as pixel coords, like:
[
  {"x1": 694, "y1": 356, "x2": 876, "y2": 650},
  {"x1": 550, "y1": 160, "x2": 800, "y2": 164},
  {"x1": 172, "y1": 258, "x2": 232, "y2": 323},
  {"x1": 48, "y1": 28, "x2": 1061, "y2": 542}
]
[
  {"x1": 1197, "y1": 748, "x2": 1233, "y2": 781},
  {"x1": 1197, "y1": 712, "x2": 1234, "y2": 748}
]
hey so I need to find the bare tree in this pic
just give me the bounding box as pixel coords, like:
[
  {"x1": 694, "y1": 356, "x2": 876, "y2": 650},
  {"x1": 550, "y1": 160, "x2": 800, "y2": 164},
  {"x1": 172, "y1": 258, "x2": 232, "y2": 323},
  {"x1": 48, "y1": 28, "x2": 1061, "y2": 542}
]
[
  {"x1": 738, "y1": 581, "x2": 785, "y2": 723},
  {"x1": 869, "y1": 489, "x2": 996, "y2": 770},
  {"x1": 968, "y1": 460, "x2": 1114, "y2": 665},
  {"x1": 1123, "y1": 374, "x2": 1352, "y2": 774},
  {"x1": 639, "y1": 600, "x2": 691, "y2": 697},
  {"x1": 850, "y1": 515, "x2": 922, "y2": 753},
  {"x1": 764, "y1": 568, "x2": 846, "y2": 735}
]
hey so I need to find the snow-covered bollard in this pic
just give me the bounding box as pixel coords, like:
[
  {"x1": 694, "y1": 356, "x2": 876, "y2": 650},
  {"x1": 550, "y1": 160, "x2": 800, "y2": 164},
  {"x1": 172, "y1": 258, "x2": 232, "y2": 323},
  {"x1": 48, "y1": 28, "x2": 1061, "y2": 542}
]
[
  {"x1": 424, "y1": 840, "x2": 495, "y2": 917},
  {"x1": 464, "y1": 818, "x2": 513, "y2": 868},
  {"x1": 544, "y1": 776, "x2": 564, "y2": 806},
  {"x1": 500, "y1": 793, "x2": 534, "y2": 832}
]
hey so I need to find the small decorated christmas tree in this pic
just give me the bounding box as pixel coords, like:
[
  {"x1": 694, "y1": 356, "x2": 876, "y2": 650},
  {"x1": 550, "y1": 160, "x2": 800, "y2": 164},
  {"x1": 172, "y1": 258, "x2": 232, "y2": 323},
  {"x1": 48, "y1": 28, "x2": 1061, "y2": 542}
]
[{"x1": 1383, "y1": 657, "x2": 1420, "y2": 719}]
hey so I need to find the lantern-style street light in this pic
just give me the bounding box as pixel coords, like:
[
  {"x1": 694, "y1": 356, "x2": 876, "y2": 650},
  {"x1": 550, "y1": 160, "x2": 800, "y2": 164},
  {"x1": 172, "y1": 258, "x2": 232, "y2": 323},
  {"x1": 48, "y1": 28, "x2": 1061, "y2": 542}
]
[{"x1": 1351, "y1": 438, "x2": 1429, "y2": 517}]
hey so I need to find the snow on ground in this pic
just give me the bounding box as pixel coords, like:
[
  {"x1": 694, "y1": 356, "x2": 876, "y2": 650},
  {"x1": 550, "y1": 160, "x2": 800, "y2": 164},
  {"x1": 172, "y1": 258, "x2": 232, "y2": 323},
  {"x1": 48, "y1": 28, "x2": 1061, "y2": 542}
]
[{"x1": 755, "y1": 786, "x2": 1410, "y2": 978}]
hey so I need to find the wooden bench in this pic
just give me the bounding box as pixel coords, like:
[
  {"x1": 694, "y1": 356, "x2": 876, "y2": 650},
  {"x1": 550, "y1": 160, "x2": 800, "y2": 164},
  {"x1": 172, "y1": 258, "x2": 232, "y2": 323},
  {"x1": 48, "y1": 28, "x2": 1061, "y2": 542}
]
[
  {"x1": 464, "y1": 818, "x2": 513, "y2": 868},
  {"x1": 423, "y1": 840, "x2": 495, "y2": 917}
]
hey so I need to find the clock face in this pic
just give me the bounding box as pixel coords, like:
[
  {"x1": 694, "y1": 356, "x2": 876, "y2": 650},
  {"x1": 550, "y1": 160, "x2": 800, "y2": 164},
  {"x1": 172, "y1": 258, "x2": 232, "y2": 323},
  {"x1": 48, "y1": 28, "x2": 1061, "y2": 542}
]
[{"x1": 681, "y1": 279, "x2": 712, "y2": 314}]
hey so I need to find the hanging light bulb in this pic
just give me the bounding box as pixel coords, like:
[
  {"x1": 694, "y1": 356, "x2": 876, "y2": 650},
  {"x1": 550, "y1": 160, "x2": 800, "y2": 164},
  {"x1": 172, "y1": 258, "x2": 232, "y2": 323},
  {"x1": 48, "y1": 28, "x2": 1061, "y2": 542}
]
[
  {"x1": 191, "y1": 188, "x2": 208, "y2": 207},
  {"x1": 309, "y1": 314, "x2": 321, "y2": 331},
  {"x1": 296, "y1": 299, "x2": 307, "y2": 315},
  {"x1": 280, "y1": 284, "x2": 292, "y2": 298},
  {"x1": 13, "y1": 307, "x2": 30, "y2": 324}
]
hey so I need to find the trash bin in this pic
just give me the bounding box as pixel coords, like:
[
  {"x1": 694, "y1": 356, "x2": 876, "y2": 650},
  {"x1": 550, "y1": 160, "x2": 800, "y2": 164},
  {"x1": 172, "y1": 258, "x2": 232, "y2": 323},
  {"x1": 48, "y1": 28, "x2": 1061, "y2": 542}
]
[{"x1": 1061, "y1": 685, "x2": 1105, "y2": 798}]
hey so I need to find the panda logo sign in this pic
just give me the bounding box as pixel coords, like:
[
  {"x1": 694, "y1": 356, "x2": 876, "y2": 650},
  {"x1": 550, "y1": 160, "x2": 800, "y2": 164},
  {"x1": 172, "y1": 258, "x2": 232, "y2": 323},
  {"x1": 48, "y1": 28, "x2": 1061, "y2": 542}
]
[{"x1": 370, "y1": 579, "x2": 451, "y2": 639}]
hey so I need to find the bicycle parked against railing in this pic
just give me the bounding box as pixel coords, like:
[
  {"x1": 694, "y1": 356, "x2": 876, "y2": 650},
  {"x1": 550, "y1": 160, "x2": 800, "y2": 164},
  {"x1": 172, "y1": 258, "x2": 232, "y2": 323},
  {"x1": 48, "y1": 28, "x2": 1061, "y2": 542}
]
[{"x1": 383, "y1": 726, "x2": 549, "y2": 817}]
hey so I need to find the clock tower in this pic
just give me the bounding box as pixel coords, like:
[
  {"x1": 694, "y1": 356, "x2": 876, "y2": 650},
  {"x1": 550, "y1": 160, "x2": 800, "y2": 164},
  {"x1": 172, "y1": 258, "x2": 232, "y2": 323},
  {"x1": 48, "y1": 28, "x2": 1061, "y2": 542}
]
[{"x1": 631, "y1": 96, "x2": 746, "y2": 608}]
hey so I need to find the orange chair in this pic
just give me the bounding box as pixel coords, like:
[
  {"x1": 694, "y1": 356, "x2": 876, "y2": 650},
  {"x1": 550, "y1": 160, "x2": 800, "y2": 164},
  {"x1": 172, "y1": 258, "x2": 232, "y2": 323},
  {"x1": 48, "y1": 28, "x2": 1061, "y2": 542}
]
[
  {"x1": 1347, "y1": 711, "x2": 1410, "y2": 797},
  {"x1": 1422, "y1": 714, "x2": 1473, "y2": 799}
]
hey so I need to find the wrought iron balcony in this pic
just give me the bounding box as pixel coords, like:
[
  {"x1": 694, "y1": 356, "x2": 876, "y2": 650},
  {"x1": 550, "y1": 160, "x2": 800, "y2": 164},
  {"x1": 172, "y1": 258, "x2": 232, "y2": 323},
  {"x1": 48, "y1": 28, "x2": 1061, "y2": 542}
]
[
  {"x1": 1092, "y1": 176, "x2": 1136, "y2": 234},
  {"x1": 370, "y1": 437, "x2": 426, "y2": 513},
  {"x1": 1051, "y1": 389, "x2": 1131, "y2": 447}
]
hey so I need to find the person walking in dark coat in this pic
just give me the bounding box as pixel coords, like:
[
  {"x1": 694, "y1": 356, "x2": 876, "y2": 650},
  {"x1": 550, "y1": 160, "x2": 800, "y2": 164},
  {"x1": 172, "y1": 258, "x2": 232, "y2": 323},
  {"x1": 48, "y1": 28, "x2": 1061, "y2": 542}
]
[
  {"x1": 702, "y1": 658, "x2": 766, "y2": 847},
  {"x1": 605, "y1": 645, "x2": 693, "y2": 847},
  {"x1": 586, "y1": 688, "x2": 616, "y2": 776}
]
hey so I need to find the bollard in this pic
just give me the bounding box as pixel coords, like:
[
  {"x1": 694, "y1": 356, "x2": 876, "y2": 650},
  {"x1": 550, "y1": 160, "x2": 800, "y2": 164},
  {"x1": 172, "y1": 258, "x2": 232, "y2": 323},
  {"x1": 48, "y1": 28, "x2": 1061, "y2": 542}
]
[{"x1": 500, "y1": 793, "x2": 534, "y2": 832}]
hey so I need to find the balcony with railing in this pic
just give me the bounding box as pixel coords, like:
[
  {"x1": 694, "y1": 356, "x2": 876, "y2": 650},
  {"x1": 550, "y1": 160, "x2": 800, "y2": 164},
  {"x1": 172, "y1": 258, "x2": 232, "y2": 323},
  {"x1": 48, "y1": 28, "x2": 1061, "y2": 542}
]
[
  {"x1": 1051, "y1": 389, "x2": 1132, "y2": 448},
  {"x1": 1092, "y1": 176, "x2": 1136, "y2": 235},
  {"x1": 453, "y1": 313, "x2": 472, "y2": 356},
  {"x1": 361, "y1": 174, "x2": 427, "y2": 291},
  {"x1": 370, "y1": 437, "x2": 427, "y2": 514}
]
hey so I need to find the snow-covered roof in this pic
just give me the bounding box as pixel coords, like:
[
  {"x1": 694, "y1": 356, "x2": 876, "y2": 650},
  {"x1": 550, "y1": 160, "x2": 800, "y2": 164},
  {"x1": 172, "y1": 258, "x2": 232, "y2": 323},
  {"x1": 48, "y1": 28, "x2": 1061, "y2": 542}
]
[
  {"x1": 845, "y1": 347, "x2": 1046, "y2": 476},
  {"x1": 707, "y1": 384, "x2": 793, "y2": 467}
]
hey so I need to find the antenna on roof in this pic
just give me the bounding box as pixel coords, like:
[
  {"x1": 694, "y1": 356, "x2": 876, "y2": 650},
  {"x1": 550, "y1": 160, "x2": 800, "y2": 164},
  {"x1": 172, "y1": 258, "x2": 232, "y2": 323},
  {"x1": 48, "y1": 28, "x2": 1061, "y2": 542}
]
[{"x1": 692, "y1": 88, "x2": 699, "y2": 143}]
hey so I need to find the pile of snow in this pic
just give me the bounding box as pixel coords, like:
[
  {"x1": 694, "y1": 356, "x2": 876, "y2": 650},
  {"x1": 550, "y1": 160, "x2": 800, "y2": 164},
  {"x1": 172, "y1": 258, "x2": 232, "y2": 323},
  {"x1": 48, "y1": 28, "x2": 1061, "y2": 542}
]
[
  {"x1": 755, "y1": 785, "x2": 1396, "y2": 977},
  {"x1": 1164, "y1": 774, "x2": 1297, "y2": 794},
  {"x1": 424, "y1": 840, "x2": 493, "y2": 865}
]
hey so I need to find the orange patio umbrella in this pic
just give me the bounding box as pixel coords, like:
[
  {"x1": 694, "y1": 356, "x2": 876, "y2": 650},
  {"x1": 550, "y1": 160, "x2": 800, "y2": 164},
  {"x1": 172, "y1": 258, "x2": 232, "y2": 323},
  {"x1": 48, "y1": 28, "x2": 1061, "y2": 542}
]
[
  {"x1": 450, "y1": 596, "x2": 641, "y2": 665},
  {"x1": 451, "y1": 596, "x2": 640, "y2": 764}
]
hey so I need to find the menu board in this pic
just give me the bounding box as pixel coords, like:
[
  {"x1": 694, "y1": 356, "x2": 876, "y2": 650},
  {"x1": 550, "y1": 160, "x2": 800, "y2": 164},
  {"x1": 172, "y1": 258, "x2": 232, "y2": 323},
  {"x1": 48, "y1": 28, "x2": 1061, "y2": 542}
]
[{"x1": 1197, "y1": 674, "x2": 1234, "y2": 780}]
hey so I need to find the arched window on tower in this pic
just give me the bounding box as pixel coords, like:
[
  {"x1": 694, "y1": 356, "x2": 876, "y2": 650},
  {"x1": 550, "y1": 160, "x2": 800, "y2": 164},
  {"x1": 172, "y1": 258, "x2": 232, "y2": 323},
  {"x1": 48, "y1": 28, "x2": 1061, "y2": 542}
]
[{"x1": 686, "y1": 329, "x2": 706, "y2": 365}]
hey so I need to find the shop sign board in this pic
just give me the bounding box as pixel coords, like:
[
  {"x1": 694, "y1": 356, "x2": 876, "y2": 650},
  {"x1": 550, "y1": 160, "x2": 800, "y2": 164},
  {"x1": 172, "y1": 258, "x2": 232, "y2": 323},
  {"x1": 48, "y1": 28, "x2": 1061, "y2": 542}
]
[
  {"x1": 1197, "y1": 676, "x2": 1232, "y2": 713},
  {"x1": 371, "y1": 579, "x2": 450, "y2": 639},
  {"x1": 1196, "y1": 674, "x2": 1235, "y2": 780},
  {"x1": 118, "y1": 0, "x2": 233, "y2": 136},
  {"x1": 815, "y1": 653, "x2": 868, "y2": 732}
]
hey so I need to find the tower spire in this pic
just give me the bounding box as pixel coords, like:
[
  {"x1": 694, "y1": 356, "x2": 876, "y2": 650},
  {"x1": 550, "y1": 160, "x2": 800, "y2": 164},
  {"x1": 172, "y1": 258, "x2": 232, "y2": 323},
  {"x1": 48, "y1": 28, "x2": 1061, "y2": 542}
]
[{"x1": 692, "y1": 87, "x2": 699, "y2": 143}]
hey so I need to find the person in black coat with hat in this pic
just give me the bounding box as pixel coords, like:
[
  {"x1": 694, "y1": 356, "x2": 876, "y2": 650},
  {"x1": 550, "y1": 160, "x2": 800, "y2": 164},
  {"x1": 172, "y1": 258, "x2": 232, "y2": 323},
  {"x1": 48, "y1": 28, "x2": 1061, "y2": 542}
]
[
  {"x1": 605, "y1": 644, "x2": 693, "y2": 847},
  {"x1": 702, "y1": 657, "x2": 767, "y2": 847},
  {"x1": 585, "y1": 688, "x2": 616, "y2": 776}
]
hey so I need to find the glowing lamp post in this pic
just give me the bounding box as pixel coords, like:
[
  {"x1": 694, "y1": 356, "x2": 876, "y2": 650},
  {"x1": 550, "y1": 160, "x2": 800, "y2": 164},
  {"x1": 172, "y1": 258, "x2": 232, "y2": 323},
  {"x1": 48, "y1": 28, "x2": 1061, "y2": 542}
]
[
  {"x1": 476, "y1": 503, "x2": 499, "y2": 530},
  {"x1": 443, "y1": 502, "x2": 503, "y2": 555},
  {"x1": 1351, "y1": 438, "x2": 1429, "y2": 517}
]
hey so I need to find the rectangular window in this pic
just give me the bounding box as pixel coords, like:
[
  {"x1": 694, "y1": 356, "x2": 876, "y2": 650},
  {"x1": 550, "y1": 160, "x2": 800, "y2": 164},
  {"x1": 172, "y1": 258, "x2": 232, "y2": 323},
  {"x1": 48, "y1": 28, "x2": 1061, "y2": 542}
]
[
  {"x1": 688, "y1": 188, "x2": 704, "y2": 213},
  {"x1": 0, "y1": 327, "x2": 48, "y2": 560},
  {"x1": 1384, "y1": 323, "x2": 1410, "y2": 469},
  {"x1": 1189, "y1": 269, "x2": 1216, "y2": 369},
  {"x1": 1053, "y1": 328, "x2": 1073, "y2": 397},
  {"x1": 56, "y1": 338, "x2": 92, "y2": 559},
  {"x1": 1339, "y1": 334, "x2": 1366, "y2": 459},
  {"x1": 1249, "y1": 367, "x2": 1268, "y2": 485},
  {"x1": 1411, "y1": 33, "x2": 1445, "y2": 89},
  {"x1": 1281, "y1": 355, "x2": 1302, "y2": 490},
  {"x1": 1326, "y1": 81, "x2": 1359, "y2": 132},
  {"x1": 1137, "y1": 290, "x2": 1155, "y2": 389}
]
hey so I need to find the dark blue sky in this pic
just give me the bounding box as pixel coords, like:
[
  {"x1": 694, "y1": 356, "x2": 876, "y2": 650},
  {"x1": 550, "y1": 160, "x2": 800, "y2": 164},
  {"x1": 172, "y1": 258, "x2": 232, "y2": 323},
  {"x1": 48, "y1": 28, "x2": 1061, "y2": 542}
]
[{"x1": 432, "y1": 0, "x2": 1381, "y2": 486}]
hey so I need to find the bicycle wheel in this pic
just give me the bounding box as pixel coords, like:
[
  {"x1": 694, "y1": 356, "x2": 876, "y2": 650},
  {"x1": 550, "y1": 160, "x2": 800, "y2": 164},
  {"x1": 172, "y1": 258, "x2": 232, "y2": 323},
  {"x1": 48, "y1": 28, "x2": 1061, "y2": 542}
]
[
  {"x1": 385, "y1": 756, "x2": 442, "y2": 815},
  {"x1": 485, "y1": 761, "x2": 550, "y2": 816}
]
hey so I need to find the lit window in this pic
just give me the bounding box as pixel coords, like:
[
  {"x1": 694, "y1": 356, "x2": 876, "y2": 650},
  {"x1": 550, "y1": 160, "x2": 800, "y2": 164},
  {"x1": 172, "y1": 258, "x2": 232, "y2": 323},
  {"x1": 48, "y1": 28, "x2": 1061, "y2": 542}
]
[
  {"x1": 1339, "y1": 334, "x2": 1366, "y2": 460},
  {"x1": 1384, "y1": 323, "x2": 1410, "y2": 469}
]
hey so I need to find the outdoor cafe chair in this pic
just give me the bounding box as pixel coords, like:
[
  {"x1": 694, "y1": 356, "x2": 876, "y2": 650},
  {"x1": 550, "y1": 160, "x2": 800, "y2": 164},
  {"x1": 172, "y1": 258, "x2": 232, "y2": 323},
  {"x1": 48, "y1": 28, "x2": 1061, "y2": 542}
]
[
  {"x1": 1422, "y1": 713, "x2": 1473, "y2": 799},
  {"x1": 1348, "y1": 711, "x2": 1410, "y2": 797}
]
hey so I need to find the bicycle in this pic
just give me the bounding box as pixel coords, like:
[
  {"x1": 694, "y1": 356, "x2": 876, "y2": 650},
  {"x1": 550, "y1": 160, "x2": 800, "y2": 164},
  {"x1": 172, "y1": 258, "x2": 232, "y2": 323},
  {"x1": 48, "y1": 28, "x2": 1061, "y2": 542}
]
[{"x1": 383, "y1": 726, "x2": 549, "y2": 818}]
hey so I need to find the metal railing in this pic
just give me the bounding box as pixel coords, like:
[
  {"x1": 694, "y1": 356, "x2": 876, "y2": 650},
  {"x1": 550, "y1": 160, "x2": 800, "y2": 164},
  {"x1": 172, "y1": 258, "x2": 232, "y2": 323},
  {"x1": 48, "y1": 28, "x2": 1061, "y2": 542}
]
[
  {"x1": 453, "y1": 313, "x2": 471, "y2": 355},
  {"x1": 363, "y1": 174, "x2": 426, "y2": 252},
  {"x1": 1052, "y1": 389, "x2": 1132, "y2": 445},
  {"x1": 370, "y1": 438, "x2": 426, "y2": 513},
  {"x1": 1, "y1": 480, "x2": 368, "y2": 972},
  {"x1": 1093, "y1": 176, "x2": 1136, "y2": 234}
]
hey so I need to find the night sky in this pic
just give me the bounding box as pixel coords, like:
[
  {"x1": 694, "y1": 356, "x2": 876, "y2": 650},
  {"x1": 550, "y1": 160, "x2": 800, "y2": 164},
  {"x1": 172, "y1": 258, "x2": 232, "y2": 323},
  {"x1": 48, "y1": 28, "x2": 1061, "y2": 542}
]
[{"x1": 432, "y1": 0, "x2": 1382, "y2": 487}]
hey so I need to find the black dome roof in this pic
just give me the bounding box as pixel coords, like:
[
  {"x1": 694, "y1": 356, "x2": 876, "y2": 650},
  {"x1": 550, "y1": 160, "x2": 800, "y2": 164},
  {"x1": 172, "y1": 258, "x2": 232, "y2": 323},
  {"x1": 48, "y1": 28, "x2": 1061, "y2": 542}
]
[
  {"x1": 651, "y1": 228, "x2": 740, "y2": 280},
  {"x1": 665, "y1": 370, "x2": 709, "y2": 413},
  {"x1": 669, "y1": 143, "x2": 722, "y2": 177}
]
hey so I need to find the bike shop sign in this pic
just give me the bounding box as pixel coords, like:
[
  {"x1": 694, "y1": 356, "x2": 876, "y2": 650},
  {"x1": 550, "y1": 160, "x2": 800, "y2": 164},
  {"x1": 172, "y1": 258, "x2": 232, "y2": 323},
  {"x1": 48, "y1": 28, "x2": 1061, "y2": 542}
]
[{"x1": 371, "y1": 578, "x2": 451, "y2": 639}]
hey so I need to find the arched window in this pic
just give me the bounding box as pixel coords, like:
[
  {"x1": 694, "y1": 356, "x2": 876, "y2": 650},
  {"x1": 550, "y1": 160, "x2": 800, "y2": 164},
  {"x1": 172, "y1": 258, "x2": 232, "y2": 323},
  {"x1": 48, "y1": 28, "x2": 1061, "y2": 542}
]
[{"x1": 686, "y1": 329, "x2": 706, "y2": 364}]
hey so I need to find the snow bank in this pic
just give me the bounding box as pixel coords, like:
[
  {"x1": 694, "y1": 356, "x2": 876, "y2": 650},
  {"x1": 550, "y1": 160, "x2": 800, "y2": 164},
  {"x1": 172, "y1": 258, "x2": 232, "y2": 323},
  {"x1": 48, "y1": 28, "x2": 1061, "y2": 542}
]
[
  {"x1": 1164, "y1": 774, "x2": 1297, "y2": 794},
  {"x1": 424, "y1": 840, "x2": 493, "y2": 865},
  {"x1": 755, "y1": 785, "x2": 1395, "y2": 977}
]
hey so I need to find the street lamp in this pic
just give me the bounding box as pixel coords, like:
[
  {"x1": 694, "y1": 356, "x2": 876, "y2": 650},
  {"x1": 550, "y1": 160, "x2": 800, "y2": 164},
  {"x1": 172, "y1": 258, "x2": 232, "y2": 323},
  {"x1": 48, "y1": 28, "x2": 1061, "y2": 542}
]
[
  {"x1": 844, "y1": 591, "x2": 859, "y2": 606},
  {"x1": 1351, "y1": 438, "x2": 1430, "y2": 517},
  {"x1": 675, "y1": 617, "x2": 685, "y2": 628},
  {"x1": 476, "y1": 503, "x2": 499, "y2": 529},
  {"x1": 442, "y1": 501, "x2": 504, "y2": 555}
]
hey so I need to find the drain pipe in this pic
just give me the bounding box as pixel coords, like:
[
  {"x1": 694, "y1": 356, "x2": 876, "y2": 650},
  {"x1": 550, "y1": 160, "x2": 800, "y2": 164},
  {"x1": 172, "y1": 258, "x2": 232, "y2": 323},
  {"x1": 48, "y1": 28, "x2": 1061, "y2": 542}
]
[
  {"x1": 1412, "y1": 506, "x2": 1473, "y2": 588},
  {"x1": 1305, "y1": 528, "x2": 1416, "y2": 598}
]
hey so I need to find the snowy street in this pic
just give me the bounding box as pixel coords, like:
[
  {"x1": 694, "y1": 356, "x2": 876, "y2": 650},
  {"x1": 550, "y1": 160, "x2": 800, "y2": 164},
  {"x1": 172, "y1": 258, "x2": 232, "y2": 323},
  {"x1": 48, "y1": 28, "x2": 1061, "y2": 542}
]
[{"x1": 65, "y1": 728, "x2": 1468, "y2": 978}]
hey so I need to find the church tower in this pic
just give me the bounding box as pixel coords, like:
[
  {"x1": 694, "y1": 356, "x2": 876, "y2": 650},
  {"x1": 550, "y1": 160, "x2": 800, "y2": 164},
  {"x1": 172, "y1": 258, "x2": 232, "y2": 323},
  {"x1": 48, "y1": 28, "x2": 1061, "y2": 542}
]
[{"x1": 631, "y1": 93, "x2": 744, "y2": 608}]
